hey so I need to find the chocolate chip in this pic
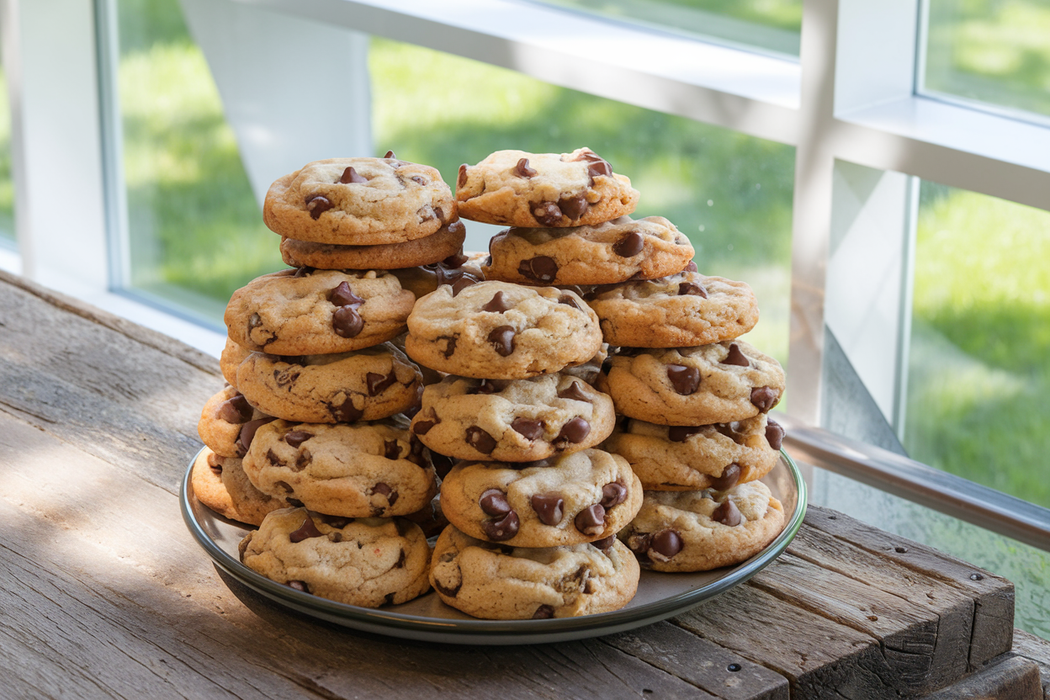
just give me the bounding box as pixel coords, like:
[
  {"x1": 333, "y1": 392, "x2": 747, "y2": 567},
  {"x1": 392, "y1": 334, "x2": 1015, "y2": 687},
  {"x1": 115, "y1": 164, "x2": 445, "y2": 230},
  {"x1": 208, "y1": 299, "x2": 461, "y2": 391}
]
[
  {"x1": 329, "y1": 397, "x2": 363, "y2": 422},
  {"x1": 766, "y1": 419, "x2": 785, "y2": 450},
  {"x1": 612, "y1": 231, "x2": 644, "y2": 257},
  {"x1": 714, "y1": 421, "x2": 747, "y2": 444},
  {"x1": 237, "y1": 417, "x2": 275, "y2": 456},
  {"x1": 434, "y1": 576, "x2": 461, "y2": 598},
  {"x1": 514, "y1": 158, "x2": 537, "y2": 177},
  {"x1": 295, "y1": 448, "x2": 312, "y2": 471},
  {"x1": 289, "y1": 517, "x2": 324, "y2": 543},
  {"x1": 557, "y1": 294, "x2": 582, "y2": 310},
  {"x1": 667, "y1": 364, "x2": 701, "y2": 395},
  {"x1": 395, "y1": 549, "x2": 406, "y2": 568},
  {"x1": 557, "y1": 380, "x2": 590, "y2": 402},
  {"x1": 265, "y1": 448, "x2": 282, "y2": 466},
  {"x1": 511, "y1": 417, "x2": 545, "y2": 440},
  {"x1": 711, "y1": 463, "x2": 742, "y2": 491},
  {"x1": 685, "y1": 260, "x2": 698, "y2": 272},
  {"x1": 713, "y1": 499, "x2": 742, "y2": 526},
  {"x1": 372, "y1": 482, "x2": 398, "y2": 506},
  {"x1": 530, "y1": 493, "x2": 564, "y2": 526},
  {"x1": 750, "y1": 386, "x2": 780, "y2": 412},
  {"x1": 287, "y1": 580, "x2": 309, "y2": 593},
  {"x1": 482, "y1": 510, "x2": 519, "y2": 541},
  {"x1": 650, "y1": 529, "x2": 683, "y2": 560},
  {"x1": 457, "y1": 163, "x2": 468, "y2": 189},
  {"x1": 440, "y1": 335, "x2": 458, "y2": 358},
  {"x1": 384, "y1": 439, "x2": 402, "y2": 460},
  {"x1": 412, "y1": 418, "x2": 437, "y2": 435},
  {"x1": 518, "y1": 256, "x2": 559, "y2": 283},
  {"x1": 367, "y1": 370, "x2": 398, "y2": 396},
  {"x1": 559, "y1": 193, "x2": 588, "y2": 221},
  {"x1": 465, "y1": 426, "x2": 497, "y2": 454},
  {"x1": 482, "y1": 290, "x2": 511, "y2": 312},
  {"x1": 533, "y1": 201, "x2": 563, "y2": 227},
  {"x1": 587, "y1": 160, "x2": 612, "y2": 181},
  {"x1": 574, "y1": 504, "x2": 606, "y2": 536},
  {"x1": 592, "y1": 535, "x2": 616, "y2": 551},
  {"x1": 332, "y1": 306, "x2": 364, "y2": 338},
  {"x1": 330, "y1": 281, "x2": 365, "y2": 307},
  {"x1": 340, "y1": 166, "x2": 367, "y2": 184},
  {"x1": 409, "y1": 175, "x2": 428, "y2": 186},
  {"x1": 722, "y1": 343, "x2": 750, "y2": 367},
  {"x1": 555, "y1": 417, "x2": 590, "y2": 445},
  {"x1": 532, "y1": 604, "x2": 555, "y2": 619},
  {"x1": 488, "y1": 326, "x2": 516, "y2": 356},
  {"x1": 443, "y1": 246, "x2": 469, "y2": 268},
  {"x1": 479, "y1": 488, "x2": 511, "y2": 516},
  {"x1": 678, "y1": 281, "x2": 708, "y2": 297},
  {"x1": 284, "y1": 430, "x2": 312, "y2": 448},
  {"x1": 305, "y1": 194, "x2": 333, "y2": 219},
  {"x1": 600, "y1": 483, "x2": 627, "y2": 509},
  {"x1": 218, "y1": 393, "x2": 253, "y2": 423},
  {"x1": 668, "y1": 426, "x2": 701, "y2": 442},
  {"x1": 274, "y1": 480, "x2": 295, "y2": 494},
  {"x1": 435, "y1": 266, "x2": 480, "y2": 296}
]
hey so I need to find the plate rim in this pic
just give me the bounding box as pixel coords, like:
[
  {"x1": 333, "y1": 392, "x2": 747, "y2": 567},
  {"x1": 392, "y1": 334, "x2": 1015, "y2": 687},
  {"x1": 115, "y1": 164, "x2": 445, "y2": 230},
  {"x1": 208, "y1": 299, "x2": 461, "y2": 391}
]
[{"x1": 180, "y1": 447, "x2": 807, "y2": 644}]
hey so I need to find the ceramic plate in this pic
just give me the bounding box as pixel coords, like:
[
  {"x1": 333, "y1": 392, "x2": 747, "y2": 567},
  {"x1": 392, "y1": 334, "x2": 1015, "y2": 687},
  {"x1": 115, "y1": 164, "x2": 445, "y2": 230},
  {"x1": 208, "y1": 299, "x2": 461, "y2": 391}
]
[{"x1": 181, "y1": 448, "x2": 806, "y2": 644}]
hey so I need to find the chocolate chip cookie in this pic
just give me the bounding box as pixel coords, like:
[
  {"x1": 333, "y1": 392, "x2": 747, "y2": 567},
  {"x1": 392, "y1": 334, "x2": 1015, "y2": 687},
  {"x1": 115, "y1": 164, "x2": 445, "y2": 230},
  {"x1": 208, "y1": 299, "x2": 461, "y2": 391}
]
[
  {"x1": 410, "y1": 373, "x2": 615, "y2": 462},
  {"x1": 239, "y1": 507, "x2": 432, "y2": 607},
  {"x1": 241, "y1": 419, "x2": 438, "y2": 518},
  {"x1": 429, "y1": 524, "x2": 639, "y2": 619},
  {"x1": 483, "y1": 216, "x2": 694, "y2": 286},
  {"x1": 197, "y1": 386, "x2": 276, "y2": 458},
  {"x1": 263, "y1": 155, "x2": 457, "y2": 245},
  {"x1": 224, "y1": 268, "x2": 415, "y2": 356},
  {"x1": 234, "y1": 343, "x2": 423, "y2": 424},
  {"x1": 438, "y1": 448, "x2": 642, "y2": 548},
  {"x1": 404, "y1": 280, "x2": 602, "y2": 379},
  {"x1": 279, "y1": 219, "x2": 466, "y2": 270},
  {"x1": 455, "y1": 148, "x2": 639, "y2": 227},
  {"x1": 192, "y1": 448, "x2": 292, "y2": 526},
  {"x1": 619, "y1": 481, "x2": 786, "y2": 572},
  {"x1": 587, "y1": 271, "x2": 759, "y2": 347},
  {"x1": 603, "y1": 415, "x2": 784, "y2": 491},
  {"x1": 596, "y1": 341, "x2": 785, "y2": 425}
]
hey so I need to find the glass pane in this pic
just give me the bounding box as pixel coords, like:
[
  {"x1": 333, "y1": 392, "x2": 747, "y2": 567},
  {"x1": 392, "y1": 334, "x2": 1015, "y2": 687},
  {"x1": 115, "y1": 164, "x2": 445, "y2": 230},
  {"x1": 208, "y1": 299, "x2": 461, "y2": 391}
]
[
  {"x1": 923, "y1": 0, "x2": 1050, "y2": 121},
  {"x1": 371, "y1": 37, "x2": 796, "y2": 375},
  {"x1": 905, "y1": 182, "x2": 1050, "y2": 508},
  {"x1": 116, "y1": 0, "x2": 278, "y2": 324},
  {"x1": 0, "y1": 55, "x2": 15, "y2": 244},
  {"x1": 812, "y1": 469, "x2": 1049, "y2": 639},
  {"x1": 532, "y1": 0, "x2": 801, "y2": 57}
]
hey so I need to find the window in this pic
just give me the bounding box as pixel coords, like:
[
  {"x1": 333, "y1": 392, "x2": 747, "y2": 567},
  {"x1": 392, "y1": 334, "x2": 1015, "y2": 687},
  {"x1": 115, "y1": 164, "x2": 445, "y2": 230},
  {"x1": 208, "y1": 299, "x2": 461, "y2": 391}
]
[{"x1": 3, "y1": 0, "x2": 1048, "y2": 636}]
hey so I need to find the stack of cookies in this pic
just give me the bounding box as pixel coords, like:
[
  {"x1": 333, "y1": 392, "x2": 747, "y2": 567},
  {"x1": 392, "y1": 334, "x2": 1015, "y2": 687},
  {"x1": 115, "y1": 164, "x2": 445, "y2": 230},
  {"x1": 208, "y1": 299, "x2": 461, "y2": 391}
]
[
  {"x1": 463, "y1": 147, "x2": 789, "y2": 574},
  {"x1": 194, "y1": 154, "x2": 469, "y2": 608},
  {"x1": 402, "y1": 148, "x2": 668, "y2": 620}
]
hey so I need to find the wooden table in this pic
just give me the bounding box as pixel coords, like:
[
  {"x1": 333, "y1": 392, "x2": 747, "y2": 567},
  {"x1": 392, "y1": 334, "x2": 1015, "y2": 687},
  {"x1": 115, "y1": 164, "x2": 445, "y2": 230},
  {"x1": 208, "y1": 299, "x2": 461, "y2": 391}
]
[{"x1": 2, "y1": 268, "x2": 1048, "y2": 699}]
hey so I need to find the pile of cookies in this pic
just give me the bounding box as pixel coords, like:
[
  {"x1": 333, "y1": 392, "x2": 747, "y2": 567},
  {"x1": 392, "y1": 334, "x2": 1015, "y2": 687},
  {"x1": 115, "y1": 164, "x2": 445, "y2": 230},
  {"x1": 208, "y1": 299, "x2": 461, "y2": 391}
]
[{"x1": 191, "y1": 146, "x2": 788, "y2": 621}]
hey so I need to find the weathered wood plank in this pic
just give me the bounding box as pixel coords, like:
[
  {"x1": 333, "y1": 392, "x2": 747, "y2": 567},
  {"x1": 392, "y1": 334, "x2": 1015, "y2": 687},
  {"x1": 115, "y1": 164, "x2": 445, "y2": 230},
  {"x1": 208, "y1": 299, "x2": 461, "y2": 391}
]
[
  {"x1": 1013, "y1": 630, "x2": 1050, "y2": 700},
  {"x1": 604, "y1": 621, "x2": 789, "y2": 699},
  {"x1": 782, "y1": 518, "x2": 977, "y2": 687},
  {"x1": 747, "y1": 551, "x2": 948, "y2": 695},
  {"x1": 674, "y1": 583, "x2": 899, "y2": 699},
  {"x1": 917, "y1": 654, "x2": 1042, "y2": 699},
  {"x1": 802, "y1": 505, "x2": 1015, "y2": 668}
]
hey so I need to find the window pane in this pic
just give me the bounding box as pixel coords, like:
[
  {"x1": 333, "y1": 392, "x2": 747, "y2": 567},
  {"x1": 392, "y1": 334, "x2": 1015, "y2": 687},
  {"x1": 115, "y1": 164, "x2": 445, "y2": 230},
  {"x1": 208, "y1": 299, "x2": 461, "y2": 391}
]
[
  {"x1": 0, "y1": 56, "x2": 14, "y2": 244},
  {"x1": 371, "y1": 37, "x2": 796, "y2": 374},
  {"x1": 923, "y1": 0, "x2": 1050, "y2": 121},
  {"x1": 532, "y1": 0, "x2": 801, "y2": 57},
  {"x1": 905, "y1": 182, "x2": 1050, "y2": 508},
  {"x1": 116, "y1": 0, "x2": 278, "y2": 324}
]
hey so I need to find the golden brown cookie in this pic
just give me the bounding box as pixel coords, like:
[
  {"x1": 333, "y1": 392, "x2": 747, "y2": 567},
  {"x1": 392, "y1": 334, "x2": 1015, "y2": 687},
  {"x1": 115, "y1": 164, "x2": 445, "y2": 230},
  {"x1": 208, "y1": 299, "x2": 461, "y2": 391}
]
[
  {"x1": 455, "y1": 148, "x2": 639, "y2": 227},
  {"x1": 278, "y1": 219, "x2": 466, "y2": 270}
]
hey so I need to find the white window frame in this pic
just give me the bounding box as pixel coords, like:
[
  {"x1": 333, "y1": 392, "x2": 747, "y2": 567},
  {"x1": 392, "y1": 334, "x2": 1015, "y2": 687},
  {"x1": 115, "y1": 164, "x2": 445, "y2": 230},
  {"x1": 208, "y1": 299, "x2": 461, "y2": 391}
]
[{"x1": 2, "y1": 0, "x2": 1048, "y2": 547}]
